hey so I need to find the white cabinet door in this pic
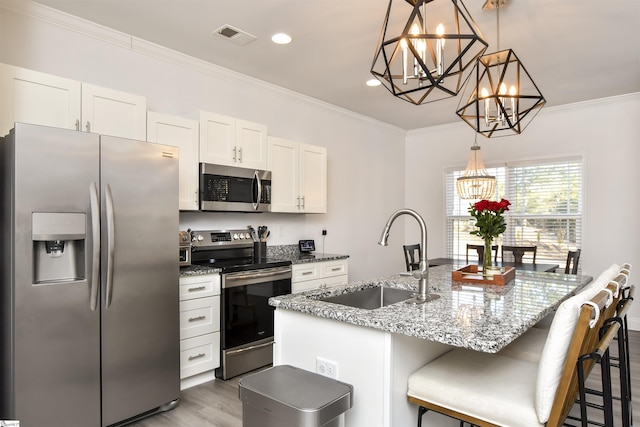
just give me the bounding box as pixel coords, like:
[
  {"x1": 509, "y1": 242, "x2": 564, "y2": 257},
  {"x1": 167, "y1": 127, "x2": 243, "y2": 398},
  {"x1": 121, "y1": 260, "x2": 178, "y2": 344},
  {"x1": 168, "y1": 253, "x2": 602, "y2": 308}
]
[
  {"x1": 0, "y1": 64, "x2": 81, "y2": 135},
  {"x1": 199, "y1": 111, "x2": 267, "y2": 169},
  {"x1": 199, "y1": 111, "x2": 236, "y2": 166},
  {"x1": 235, "y1": 118, "x2": 267, "y2": 170},
  {"x1": 268, "y1": 137, "x2": 327, "y2": 213},
  {"x1": 299, "y1": 143, "x2": 327, "y2": 213},
  {"x1": 147, "y1": 112, "x2": 199, "y2": 211},
  {"x1": 81, "y1": 82, "x2": 146, "y2": 140},
  {"x1": 268, "y1": 136, "x2": 299, "y2": 212}
]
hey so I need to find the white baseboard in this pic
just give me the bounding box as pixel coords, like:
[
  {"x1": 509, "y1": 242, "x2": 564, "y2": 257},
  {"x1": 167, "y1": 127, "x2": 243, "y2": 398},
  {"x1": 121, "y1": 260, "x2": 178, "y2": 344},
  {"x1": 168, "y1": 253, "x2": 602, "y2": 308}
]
[{"x1": 180, "y1": 369, "x2": 217, "y2": 390}]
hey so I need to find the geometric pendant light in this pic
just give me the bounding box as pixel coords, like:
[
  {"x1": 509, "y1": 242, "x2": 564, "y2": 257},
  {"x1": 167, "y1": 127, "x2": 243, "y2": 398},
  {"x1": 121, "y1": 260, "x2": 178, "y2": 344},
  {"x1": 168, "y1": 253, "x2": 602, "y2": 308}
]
[
  {"x1": 456, "y1": 136, "x2": 496, "y2": 199},
  {"x1": 455, "y1": 48, "x2": 546, "y2": 137},
  {"x1": 370, "y1": 0, "x2": 488, "y2": 105},
  {"x1": 455, "y1": 0, "x2": 545, "y2": 137}
]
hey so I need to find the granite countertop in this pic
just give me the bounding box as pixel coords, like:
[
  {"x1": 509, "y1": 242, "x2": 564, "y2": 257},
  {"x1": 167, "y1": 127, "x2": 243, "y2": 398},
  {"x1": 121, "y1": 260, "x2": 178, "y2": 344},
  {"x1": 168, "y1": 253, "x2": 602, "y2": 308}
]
[
  {"x1": 179, "y1": 247, "x2": 349, "y2": 277},
  {"x1": 179, "y1": 265, "x2": 221, "y2": 277},
  {"x1": 269, "y1": 264, "x2": 592, "y2": 353}
]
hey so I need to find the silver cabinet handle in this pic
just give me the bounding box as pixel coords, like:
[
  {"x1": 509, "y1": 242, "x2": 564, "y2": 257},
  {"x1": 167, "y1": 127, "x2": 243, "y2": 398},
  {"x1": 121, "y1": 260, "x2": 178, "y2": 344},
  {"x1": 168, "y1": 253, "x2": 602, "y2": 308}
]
[
  {"x1": 89, "y1": 182, "x2": 100, "y2": 311},
  {"x1": 301, "y1": 195, "x2": 305, "y2": 209},
  {"x1": 86, "y1": 121, "x2": 91, "y2": 132},
  {"x1": 188, "y1": 315, "x2": 206, "y2": 322},
  {"x1": 232, "y1": 146, "x2": 237, "y2": 161},
  {"x1": 296, "y1": 196, "x2": 301, "y2": 209},
  {"x1": 75, "y1": 119, "x2": 80, "y2": 131},
  {"x1": 105, "y1": 184, "x2": 115, "y2": 308},
  {"x1": 188, "y1": 353, "x2": 206, "y2": 361},
  {"x1": 331, "y1": 267, "x2": 341, "y2": 271},
  {"x1": 238, "y1": 147, "x2": 242, "y2": 162},
  {"x1": 188, "y1": 286, "x2": 206, "y2": 292},
  {"x1": 302, "y1": 271, "x2": 313, "y2": 276}
]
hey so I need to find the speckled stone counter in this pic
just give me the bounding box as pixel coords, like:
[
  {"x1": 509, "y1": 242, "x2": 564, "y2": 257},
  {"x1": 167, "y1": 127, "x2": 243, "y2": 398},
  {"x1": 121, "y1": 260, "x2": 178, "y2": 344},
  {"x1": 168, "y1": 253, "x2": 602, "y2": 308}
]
[
  {"x1": 179, "y1": 265, "x2": 221, "y2": 277},
  {"x1": 267, "y1": 244, "x2": 349, "y2": 265},
  {"x1": 270, "y1": 264, "x2": 592, "y2": 353}
]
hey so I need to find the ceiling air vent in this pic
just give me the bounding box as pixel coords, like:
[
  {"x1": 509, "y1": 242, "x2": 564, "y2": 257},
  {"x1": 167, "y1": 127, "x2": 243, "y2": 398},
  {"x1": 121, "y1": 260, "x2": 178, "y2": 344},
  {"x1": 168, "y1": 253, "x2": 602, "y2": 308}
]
[{"x1": 213, "y1": 25, "x2": 257, "y2": 46}]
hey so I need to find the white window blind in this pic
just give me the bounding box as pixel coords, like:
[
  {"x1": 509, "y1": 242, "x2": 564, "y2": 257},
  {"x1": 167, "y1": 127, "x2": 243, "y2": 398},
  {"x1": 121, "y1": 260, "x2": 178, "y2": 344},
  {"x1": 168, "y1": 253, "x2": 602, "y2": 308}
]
[{"x1": 446, "y1": 157, "x2": 583, "y2": 266}]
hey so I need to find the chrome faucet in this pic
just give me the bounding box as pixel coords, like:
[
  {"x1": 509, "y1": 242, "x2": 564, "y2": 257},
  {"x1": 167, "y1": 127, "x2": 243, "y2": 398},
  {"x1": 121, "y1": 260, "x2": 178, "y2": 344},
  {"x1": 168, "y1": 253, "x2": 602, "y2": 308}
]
[{"x1": 378, "y1": 208, "x2": 439, "y2": 303}]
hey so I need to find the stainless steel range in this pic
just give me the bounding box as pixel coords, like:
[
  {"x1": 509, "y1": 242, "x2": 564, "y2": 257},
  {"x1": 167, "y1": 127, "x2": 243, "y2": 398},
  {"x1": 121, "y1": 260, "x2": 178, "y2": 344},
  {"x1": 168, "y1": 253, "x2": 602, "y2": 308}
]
[{"x1": 189, "y1": 229, "x2": 292, "y2": 380}]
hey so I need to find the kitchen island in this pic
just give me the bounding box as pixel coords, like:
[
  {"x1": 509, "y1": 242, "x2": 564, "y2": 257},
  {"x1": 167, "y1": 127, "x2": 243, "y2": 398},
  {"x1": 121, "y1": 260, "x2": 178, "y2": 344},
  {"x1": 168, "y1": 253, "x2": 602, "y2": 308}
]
[{"x1": 270, "y1": 265, "x2": 592, "y2": 427}]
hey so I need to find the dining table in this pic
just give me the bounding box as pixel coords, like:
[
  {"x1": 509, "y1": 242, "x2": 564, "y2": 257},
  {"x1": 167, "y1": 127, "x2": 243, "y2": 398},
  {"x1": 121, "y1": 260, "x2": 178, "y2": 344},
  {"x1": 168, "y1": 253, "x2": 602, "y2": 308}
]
[{"x1": 428, "y1": 257, "x2": 560, "y2": 273}]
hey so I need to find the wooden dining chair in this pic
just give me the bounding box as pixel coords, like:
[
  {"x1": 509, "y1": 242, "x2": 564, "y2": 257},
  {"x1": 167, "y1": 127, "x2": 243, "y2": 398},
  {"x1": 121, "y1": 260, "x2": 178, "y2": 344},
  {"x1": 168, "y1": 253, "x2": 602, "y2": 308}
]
[
  {"x1": 465, "y1": 244, "x2": 498, "y2": 264},
  {"x1": 565, "y1": 249, "x2": 582, "y2": 274},
  {"x1": 502, "y1": 245, "x2": 537, "y2": 264},
  {"x1": 403, "y1": 244, "x2": 421, "y2": 272}
]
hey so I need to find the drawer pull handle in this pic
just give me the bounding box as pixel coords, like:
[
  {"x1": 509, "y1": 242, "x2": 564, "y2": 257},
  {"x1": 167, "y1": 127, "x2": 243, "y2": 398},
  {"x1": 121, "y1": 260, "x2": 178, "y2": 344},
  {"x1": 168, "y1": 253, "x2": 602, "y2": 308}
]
[
  {"x1": 188, "y1": 315, "x2": 206, "y2": 322},
  {"x1": 188, "y1": 286, "x2": 206, "y2": 292},
  {"x1": 331, "y1": 267, "x2": 341, "y2": 271},
  {"x1": 188, "y1": 353, "x2": 206, "y2": 361},
  {"x1": 302, "y1": 271, "x2": 313, "y2": 276}
]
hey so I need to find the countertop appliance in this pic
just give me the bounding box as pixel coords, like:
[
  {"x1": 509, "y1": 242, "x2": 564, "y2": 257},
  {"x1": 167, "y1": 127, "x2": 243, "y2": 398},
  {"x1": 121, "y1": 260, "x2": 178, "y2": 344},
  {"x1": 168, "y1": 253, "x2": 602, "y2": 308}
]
[
  {"x1": 0, "y1": 123, "x2": 180, "y2": 426},
  {"x1": 199, "y1": 163, "x2": 271, "y2": 212},
  {"x1": 179, "y1": 231, "x2": 192, "y2": 266},
  {"x1": 189, "y1": 229, "x2": 291, "y2": 379}
]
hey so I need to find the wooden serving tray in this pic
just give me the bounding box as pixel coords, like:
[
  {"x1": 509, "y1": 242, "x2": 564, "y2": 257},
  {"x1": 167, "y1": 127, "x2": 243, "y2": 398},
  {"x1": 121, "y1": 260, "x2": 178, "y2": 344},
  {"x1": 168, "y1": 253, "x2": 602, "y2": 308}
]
[{"x1": 451, "y1": 264, "x2": 516, "y2": 286}]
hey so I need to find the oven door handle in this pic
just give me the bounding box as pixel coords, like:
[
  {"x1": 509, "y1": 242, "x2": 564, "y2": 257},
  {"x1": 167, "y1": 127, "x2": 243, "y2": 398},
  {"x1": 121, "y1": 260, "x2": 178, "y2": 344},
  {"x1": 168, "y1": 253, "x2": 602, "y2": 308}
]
[{"x1": 223, "y1": 267, "x2": 291, "y2": 288}]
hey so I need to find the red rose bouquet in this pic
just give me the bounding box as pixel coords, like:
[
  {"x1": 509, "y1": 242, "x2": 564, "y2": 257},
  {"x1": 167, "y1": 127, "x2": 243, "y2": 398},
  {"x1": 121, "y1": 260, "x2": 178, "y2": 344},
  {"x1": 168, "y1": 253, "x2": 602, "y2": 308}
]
[{"x1": 468, "y1": 199, "x2": 511, "y2": 268}]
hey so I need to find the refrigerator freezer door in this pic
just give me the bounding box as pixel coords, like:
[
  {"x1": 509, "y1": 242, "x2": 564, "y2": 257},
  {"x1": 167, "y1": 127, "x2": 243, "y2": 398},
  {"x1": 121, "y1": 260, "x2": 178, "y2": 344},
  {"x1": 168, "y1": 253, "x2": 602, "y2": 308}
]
[
  {"x1": 3, "y1": 123, "x2": 101, "y2": 426},
  {"x1": 99, "y1": 135, "x2": 180, "y2": 426}
]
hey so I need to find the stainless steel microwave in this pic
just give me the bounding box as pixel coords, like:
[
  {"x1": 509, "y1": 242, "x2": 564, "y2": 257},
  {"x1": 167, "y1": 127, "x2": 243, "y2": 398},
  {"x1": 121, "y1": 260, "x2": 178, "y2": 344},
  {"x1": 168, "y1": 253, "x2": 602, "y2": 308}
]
[{"x1": 199, "y1": 163, "x2": 272, "y2": 212}]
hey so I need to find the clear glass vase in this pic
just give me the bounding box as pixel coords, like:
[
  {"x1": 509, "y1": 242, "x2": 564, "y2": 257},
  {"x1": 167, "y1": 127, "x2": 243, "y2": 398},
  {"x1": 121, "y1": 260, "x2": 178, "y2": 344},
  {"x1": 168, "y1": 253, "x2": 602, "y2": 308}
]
[{"x1": 483, "y1": 237, "x2": 493, "y2": 269}]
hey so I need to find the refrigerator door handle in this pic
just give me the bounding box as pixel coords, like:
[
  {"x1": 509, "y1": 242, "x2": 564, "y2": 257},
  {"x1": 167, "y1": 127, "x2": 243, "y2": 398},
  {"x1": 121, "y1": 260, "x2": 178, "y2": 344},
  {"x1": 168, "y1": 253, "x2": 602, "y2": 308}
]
[
  {"x1": 105, "y1": 184, "x2": 115, "y2": 308},
  {"x1": 89, "y1": 182, "x2": 100, "y2": 311}
]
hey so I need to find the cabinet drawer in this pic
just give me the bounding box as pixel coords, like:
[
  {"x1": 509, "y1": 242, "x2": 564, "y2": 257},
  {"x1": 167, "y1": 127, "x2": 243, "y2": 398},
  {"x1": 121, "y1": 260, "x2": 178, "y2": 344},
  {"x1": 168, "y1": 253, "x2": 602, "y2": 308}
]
[
  {"x1": 179, "y1": 274, "x2": 221, "y2": 301},
  {"x1": 180, "y1": 296, "x2": 220, "y2": 339},
  {"x1": 292, "y1": 264, "x2": 320, "y2": 282},
  {"x1": 322, "y1": 260, "x2": 349, "y2": 278},
  {"x1": 180, "y1": 333, "x2": 220, "y2": 379}
]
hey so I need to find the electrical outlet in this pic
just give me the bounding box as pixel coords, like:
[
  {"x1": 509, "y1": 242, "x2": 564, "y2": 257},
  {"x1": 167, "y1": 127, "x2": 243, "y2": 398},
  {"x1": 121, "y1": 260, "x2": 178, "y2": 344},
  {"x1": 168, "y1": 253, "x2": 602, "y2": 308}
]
[
  {"x1": 316, "y1": 356, "x2": 338, "y2": 379},
  {"x1": 322, "y1": 229, "x2": 327, "y2": 236}
]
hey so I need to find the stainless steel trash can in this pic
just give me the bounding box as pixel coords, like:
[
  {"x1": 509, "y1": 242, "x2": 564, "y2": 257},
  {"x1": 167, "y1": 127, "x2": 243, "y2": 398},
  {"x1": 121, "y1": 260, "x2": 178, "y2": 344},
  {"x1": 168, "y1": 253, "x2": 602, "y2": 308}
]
[{"x1": 238, "y1": 365, "x2": 353, "y2": 427}]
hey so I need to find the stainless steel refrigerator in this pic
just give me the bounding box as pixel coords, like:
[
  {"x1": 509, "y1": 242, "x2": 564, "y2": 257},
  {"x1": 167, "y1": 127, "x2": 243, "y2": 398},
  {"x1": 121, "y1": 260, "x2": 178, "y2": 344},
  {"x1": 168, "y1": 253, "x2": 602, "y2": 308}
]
[{"x1": 0, "y1": 123, "x2": 180, "y2": 426}]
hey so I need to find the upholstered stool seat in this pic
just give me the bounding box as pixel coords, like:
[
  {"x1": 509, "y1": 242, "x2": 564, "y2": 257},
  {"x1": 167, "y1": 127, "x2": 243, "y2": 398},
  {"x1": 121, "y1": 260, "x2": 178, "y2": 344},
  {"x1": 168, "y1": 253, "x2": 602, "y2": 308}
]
[{"x1": 409, "y1": 350, "x2": 541, "y2": 427}]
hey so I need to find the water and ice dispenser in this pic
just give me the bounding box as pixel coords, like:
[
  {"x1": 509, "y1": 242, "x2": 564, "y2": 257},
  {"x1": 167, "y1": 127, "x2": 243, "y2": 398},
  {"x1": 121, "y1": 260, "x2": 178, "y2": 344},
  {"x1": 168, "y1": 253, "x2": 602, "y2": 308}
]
[{"x1": 32, "y1": 212, "x2": 86, "y2": 284}]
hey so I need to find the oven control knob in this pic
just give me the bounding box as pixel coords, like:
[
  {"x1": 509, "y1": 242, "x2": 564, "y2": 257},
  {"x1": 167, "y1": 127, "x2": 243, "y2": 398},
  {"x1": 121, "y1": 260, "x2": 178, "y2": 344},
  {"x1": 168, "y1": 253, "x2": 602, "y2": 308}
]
[
  {"x1": 196, "y1": 234, "x2": 204, "y2": 242},
  {"x1": 244, "y1": 233, "x2": 250, "y2": 240},
  {"x1": 233, "y1": 233, "x2": 239, "y2": 240}
]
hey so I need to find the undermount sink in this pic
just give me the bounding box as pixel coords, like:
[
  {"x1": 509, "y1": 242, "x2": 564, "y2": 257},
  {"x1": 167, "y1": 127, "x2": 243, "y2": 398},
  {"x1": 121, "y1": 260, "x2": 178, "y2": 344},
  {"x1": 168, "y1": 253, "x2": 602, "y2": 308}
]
[{"x1": 320, "y1": 286, "x2": 415, "y2": 310}]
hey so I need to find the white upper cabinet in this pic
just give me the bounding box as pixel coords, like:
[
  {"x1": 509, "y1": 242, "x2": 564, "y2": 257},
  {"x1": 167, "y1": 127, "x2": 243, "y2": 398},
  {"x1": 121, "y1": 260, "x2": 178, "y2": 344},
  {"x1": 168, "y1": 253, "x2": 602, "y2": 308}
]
[
  {"x1": 81, "y1": 83, "x2": 147, "y2": 140},
  {"x1": 298, "y1": 143, "x2": 327, "y2": 213},
  {"x1": 0, "y1": 64, "x2": 81, "y2": 135},
  {"x1": 1, "y1": 64, "x2": 146, "y2": 140},
  {"x1": 147, "y1": 112, "x2": 199, "y2": 211},
  {"x1": 268, "y1": 136, "x2": 327, "y2": 213},
  {"x1": 199, "y1": 111, "x2": 267, "y2": 170}
]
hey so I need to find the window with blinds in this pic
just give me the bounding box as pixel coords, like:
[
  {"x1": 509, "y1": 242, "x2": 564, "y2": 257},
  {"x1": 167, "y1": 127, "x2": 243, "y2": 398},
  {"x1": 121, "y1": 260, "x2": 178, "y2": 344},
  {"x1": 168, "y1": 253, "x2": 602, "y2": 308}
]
[{"x1": 445, "y1": 157, "x2": 583, "y2": 265}]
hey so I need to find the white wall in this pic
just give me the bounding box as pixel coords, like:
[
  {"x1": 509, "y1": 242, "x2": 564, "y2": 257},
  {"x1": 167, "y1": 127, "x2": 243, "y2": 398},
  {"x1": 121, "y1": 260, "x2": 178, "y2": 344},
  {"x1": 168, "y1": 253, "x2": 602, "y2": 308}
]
[
  {"x1": 0, "y1": 2, "x2": 407, "y2": 282},
  {"x1": 405, "y1": 93, "x2": 640, "y2": 329}
]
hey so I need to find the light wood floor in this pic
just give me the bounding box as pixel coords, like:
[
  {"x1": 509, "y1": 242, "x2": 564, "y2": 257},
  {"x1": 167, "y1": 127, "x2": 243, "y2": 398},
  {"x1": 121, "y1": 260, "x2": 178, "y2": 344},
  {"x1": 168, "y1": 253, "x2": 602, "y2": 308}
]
[{"x1": 131, "y1": 331, "x2": 640, "y2": 427}]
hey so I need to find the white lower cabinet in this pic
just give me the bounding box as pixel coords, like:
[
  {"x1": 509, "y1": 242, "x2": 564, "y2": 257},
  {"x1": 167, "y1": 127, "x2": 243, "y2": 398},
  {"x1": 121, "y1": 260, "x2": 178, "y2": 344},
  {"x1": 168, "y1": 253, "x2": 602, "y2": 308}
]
[
  {"x1": 179, "y1": 274, "x2": 221, "y2": 389},
  {"x1": 292, "y1": 259, "x2": 349, "y2": 293}
]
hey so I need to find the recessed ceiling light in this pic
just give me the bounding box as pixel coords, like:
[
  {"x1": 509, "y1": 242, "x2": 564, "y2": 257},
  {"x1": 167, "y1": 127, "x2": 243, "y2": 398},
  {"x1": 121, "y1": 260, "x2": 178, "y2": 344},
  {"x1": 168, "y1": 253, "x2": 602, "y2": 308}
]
[
  {"x1": 272, "y1": 33, "x2": 292, "y2": 45},
  {"x1": 366, "y1": 79, "x2": 381, "y2": 87}
]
